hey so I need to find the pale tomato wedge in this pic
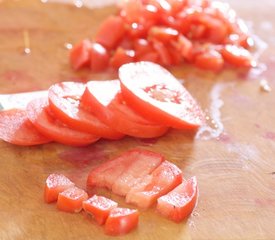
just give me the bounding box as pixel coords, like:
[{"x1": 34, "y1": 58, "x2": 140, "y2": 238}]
[
  {"x1": 48, "y1": 82, "x2": 124, "y2": 140},
  {"x1": 157, "y1": 176, "x2": 198, "y2": 222},
  {"x1": 83, "y1": 195, "x2": 118, "y2": 225},
  {"x1": 0, "y1": 108, "x2": 51, "y2": 146},
  {"x1": 105, "y1": 207, "x2": 139, "y2": 236},
  {"x1": 81, "y1": 80, "x2": 168, "y2": 138},
  {"x1": 27, "y1": 98, "x2": 100, "y2": 146},
  {"x1": 57, "y1": 186, "x2": 88, "y2": 213},
  {"x1": 119, "y1": 62, "x2": 205, "y2": 129},
  {"x1": 44, "y1": 173, "x2": 75, "y2": 203},
  {"x1": 70, "y1": 39, "x2": 92, "y2": 70}
]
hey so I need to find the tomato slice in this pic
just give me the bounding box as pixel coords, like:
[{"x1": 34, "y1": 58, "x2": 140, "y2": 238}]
[
  {"x1": 27, "y1": 98, "x2": 100, "y2": 146},
  {"x1": 119, "y1": 62, "x2": 205, "y2": 129},
  {"x1": 0, "y1": 108, "x2": 51, "y2": 146},
  {"x1": 83, "y1": 195, "x2": 118, "y2": 225},
  {"x1": 70, "y1": 39, "x2": 92, "y2": 70},
  {"x1": 48, "y1": 82, "x2": 124, "y2": 140},
  {"x1": 44, "y1": 173, "x2": 75, "y2": 203},
  {"x1": 90, "y1": 43, "x2": 110, "y2": 72},
  {"x1": 156, "y1": 176, "x2": 198, "y2": 222},
  {"x1": 81, "y1": 80, "x2": 168, "y2": 138},
  {"x1": 57, "y1": 186, "x2": 88, "y2": 213},
  {"x1": 105, "y1": 207, "x2": 139, "y2": 236}
]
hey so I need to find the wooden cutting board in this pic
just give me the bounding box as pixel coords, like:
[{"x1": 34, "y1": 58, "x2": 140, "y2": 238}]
[{"x1": 0, "y1": 0, "x2": 275, "y2": 239}]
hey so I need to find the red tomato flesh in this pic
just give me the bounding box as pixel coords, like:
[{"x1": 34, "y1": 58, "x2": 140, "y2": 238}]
[
  {"x1": 126, "y1": 160, "x2": 182, "y2": 208},
  {"x1": 81, "y1": 79, "x2": 168, "y2": 138},
  {"x1": 157, "y1": 176, "x2": 198, "y2": 222},
  {"x1": 44, "y1": 173, "x2": 75, "y2": 203},
  {"x1": 110, "y1": 48, "x2": 136, "y2": 69},
  {"x1": 105, "y1": 207, "x2": 139, "y2": 236},
  {"x1": 83, "y1": 195, "x2": 118, "y2": 225},
  {"x1": 48, "y1": 82, "x2": 124, "y2": 140},
  {"x1": 0, "y1": 109, "x2": 51, "y2": 146},
  {"x1": 27, "y1": 98, "x2": 100, "y2": 146},
  {"x1": 90, "y1": 43, "x2": 110, "y2": 72},
  {"x1": 194, "y1": 49, "x2": 224, "y2": 72},
  {"x1": 57, "y1": 186, "x2": 88, "y2": 213},
  {"x1": 70, "y1": 39, "x2": 92, "y2": 70},
  {"x1": 119, "y1": 61, "x2": 205, "y2": 129}
]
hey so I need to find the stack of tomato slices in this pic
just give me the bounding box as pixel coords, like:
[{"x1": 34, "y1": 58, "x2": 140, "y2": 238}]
[
  {"x1": 70, "y1": 0, "x2": 255, "y2": 72},
  {"x1": 0, "y1": 62, "x2": 205, "y2": 147}
]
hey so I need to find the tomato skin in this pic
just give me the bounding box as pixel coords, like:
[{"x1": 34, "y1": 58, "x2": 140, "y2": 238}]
[
  {"x1": 44, "y1": 174, "x2": 75, "y2": 203},
  {"x1": 110, "y1": 48, "x2": 136, "y2": 69},
  {"x1": 57, "y1": 186, "x2": 88, "y2": 213},
  {"x1": 27, "y1": 98, "x2": 100, "y2": 146},
  {"x1": 83, "y1": 195, "x2": 118, "y2": 225},
  {"x1": 119, "y1": 62, "x2": 205, "y2": 129},
  {"x1": 0, "y1": 109, "x2": 51, "y2": 146},
  {"x1": 95, "y1": 16, "x2": 126, "y2": 50},
  {"x1": 48, "y1": 82, "x2": 124, "y2": 140},
  {"x1": 70, "y1": 39, "x2": 92, "y2": 70},
  {"x1": 90, "y1": 43, "x2": 110, "y2": 72},
  {"x1": 156, "y1": 176, "x2": 198, "y2": 222},
  {"x1": 105, "y1": 207, "x2": 139, "y2": 236},
  {"x1": 194, "y1": 49, "x2": 224, "y2": 72}
]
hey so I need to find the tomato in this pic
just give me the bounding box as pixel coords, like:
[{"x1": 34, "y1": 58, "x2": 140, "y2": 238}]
[
  {"x1": 156, "y1": 176, "x2": 198, "y2": 222},
  {"x1": 176, "y1": 34, "x2": 193, "y2": 61},
  {"x1": 194, "y1": 49, "x2": 224, "y2": 72},
  {"x1": 26, "y1": 98, "x2": 100, "y2": 146},
  {"x1": 119, "y1": 62, "x2": 205, "y2": 129},
  {"x1": 105, "y1": 207, "x2": 139, "y2": 236},
  {"x1": 57, "y1": 186, "x2": 88, "y2": 213},
  {"x1": 221, "y1": 44, "x2": 255, "y2": 67},
  {"x1": 83, "y1": 195, "x2": 118, "y2": 225},
  {"x1": 90, "y1": 43, "x2": 110, "y2": 72},
  {"x1": 95, "y1": 16, "x2": 126, "y2": 50},
  {"x1": 110, "y1": 47, "x2": 136, "y2": 69},
  {"x1": 126, "y1": 160, "x2": 182, "y2": 208},
  {"x1": 81, "y1": 80, "x2": 168, "y2": 138},
  {"x1": 0, "y1": 109, "x2": 51, "y2": 146},
  {"x1": 152, "y1": 40, "x2": 173, "y2": 66},
  {"x1": 148, "y1": 26, "x2": 179, "y2": 44},
  {"x1": 44, "y1": 173, "x2": 75, "y2": 203},
  {"x1": 48, "y1": 82, "x2": 124, "y2": 140},
  {"x1": 70, "y1": 39, "x2": 92, "y2": 70}
]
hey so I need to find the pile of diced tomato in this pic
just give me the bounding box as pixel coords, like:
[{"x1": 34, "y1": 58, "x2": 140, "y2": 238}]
[{"x1": 70, "y1": 0, "x2": 255, "y2": 72}]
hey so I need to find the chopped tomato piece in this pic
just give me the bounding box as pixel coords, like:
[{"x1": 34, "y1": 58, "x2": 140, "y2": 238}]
[
  {"x1": 81, "y1": 80, "x2": 168, "y2": 138},
  {"x1": 57, "y1": 186, "x2": 88, "y2": 213},
  {"x1": 194, "y1": 49, "x2": 224, "y2": 72},
  {"x1": 110, "y1": 48, "x2": 136, "y2": 69},
  {"x1": 0, "y1": 109, "x2": 51, "y2": 146},
  {"x1": 44, "y1": 173, "x2": 75, "y2": 203},
  {"x1": 27, "y1": 98, "x2": 100, "y2": 146},
  {"x1": 95, "y1": 16, "x2": 126, "y2": 50},
  {"x1": 126, "y1": 160, "x2": 182, "y2": 208},
  {"x1": 152, "y1": 40, "x2": 172, "y2": 66},
  {"x1": 105, "y1": 207, "x2": 139, "y2": 236},
  {"x1": 70, "y1": 39, "x2": 92, "y2": 70},
  {"x1": 148, "y1": 26, "x2": 179, "y2": 44},
  {"x1": 90, "y1": 43, "x2": 110, "y2": 72},
  {"x1": 48, "y1": 82, "x2": 124, "y2": 140},
  {"x1": 176, "y1": 35, "x2": 193, "y2": 61},
  {"x1": 157, "y1": 176, "x2": 198, "y2": 222},
  {"x1": 83, "y1": 195, "x2": 118, "y2": 225},
  {"x1": 119, "y1": 62, "x2": 205, "y2": 129}
]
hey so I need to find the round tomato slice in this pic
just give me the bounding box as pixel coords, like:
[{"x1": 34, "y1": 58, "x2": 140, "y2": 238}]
[
  {"x1": 48, "y1": 82, "x2": 124, "y2": 140},
  {"x1": 27, "y1": 98, "x2": 100, "y2": 146},
  {"x1": 0, "y1": 108, "x2": 51, "y2": 146},
  {"x1": 119, "y1": 62, "x2": 205, "y2": 129},
  {"x1": 81, "y1": 80, "x2": 168, "y2": 138}
]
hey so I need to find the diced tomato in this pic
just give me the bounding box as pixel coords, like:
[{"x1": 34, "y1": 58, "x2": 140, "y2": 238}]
[
  {"x1": 44, "y1": 173, "x2": 75, "y2": 203},
  {"x1": 148, "y1": 26, "x2": 179, "y2": 44},
  {"x1": 110, "y1": 48, "x2": 136, "y2": 69},
  {"x1": 90, "y1": 43, "x2": 110, "y2": 72},
  {"x1": 57, "y1": 186, "x2": 88, "y2": 213},
  {"x1": 0, "y1": 109, "x2": 51, "y2": 146},
  {"x1": 48, "y1": 82, "x2": 124, "y2": 140},
  {"x1": 194, "y1": 49, "x2": 224, "y2": 72},
  {"x1": 81, "y1": 80, "x2": 168, "y2": 138},
  {"x1": 176, "y1": 34, "x2": 193, "y2": 61},
  {"x1": 26, "y1": 98, "x2": 100, "y2": 146},
  {"x1": 70, "y1": 39, "x2": 92, "y2": 70},
  {"x1": 83, "y1": 195, "x2": 118, "y2": 225},
  {"x1": 157, "y1": 176, "x2": 198, "y2": 222},
  {"x1": 126, "y1": 160, "x2": 182, "y2": 208},
  {"x1": 134, "y1": 39, "x2": 160, "y2": 63},
  {"x1": 126, "y1": 22, "x2": 148, "y2": 39},
  {"x1": 105, "y1": 207, "x2": 139, "y2": 236},
  {"x1": 95, "y1": 16, "x2": 126, "y2": 50},
  {"x1": 111, "y1": 149, "x2": 164, "y2": 196},
  {"x1": 152, "y1": 40, "x2": 173, "y2": 66},
  {"x1": 119, "y1": 62, "x2": 205, "y2": 129},
  {"x1": 137, "y1": 51, "x2": 159, "y2": 63}
]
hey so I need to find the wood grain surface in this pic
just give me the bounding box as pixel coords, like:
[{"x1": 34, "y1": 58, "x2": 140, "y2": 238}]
[{"x1": 0, "y1": 0, "x2": 275, "y2": 239}]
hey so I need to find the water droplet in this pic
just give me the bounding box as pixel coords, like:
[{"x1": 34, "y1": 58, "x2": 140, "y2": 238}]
[
  {"x1": 74, "y1": 0, "x2": 83, "y2": 8},
  {"x1": 260, "y1": 79, "x2": 271, "y2": 92},
  {"x1": 64, "y1": 42, "x2": 73, "y2": 50}
]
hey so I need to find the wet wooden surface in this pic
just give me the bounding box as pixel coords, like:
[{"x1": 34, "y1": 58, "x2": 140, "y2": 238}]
[{"x1": 0, "y1": 0, "x2": 275, "y2": 239}]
